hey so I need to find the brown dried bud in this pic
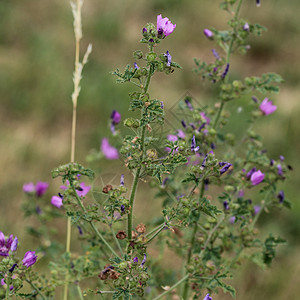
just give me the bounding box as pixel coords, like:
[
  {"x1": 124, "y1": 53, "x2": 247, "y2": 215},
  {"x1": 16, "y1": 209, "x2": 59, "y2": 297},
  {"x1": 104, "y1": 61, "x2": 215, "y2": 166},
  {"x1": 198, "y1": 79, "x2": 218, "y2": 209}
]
[
  {"x1": 98, "y1": 271, "x2": 109, "y2": 280},
  {"x1": 136, "y1": 223, "x2": 146, "y2": 234},
  {"x1": 172, "y1": 227, "x2": 183, "y2": 237},
  {"x1": 109, "y1": 270, "x2": 121, "y2": 280},
  {"x1": 146, "y1": 124, "x2": 152, "y2": 132},
  {"x1": 102, "y1": 185, "x2": 113, "y2": 194},
  {"x1": 145, "y1": 101, "x2": 150, "y2": 107},
  {"x1": 131, "y1": 136, "x2": 139, "y2": 143},
  {"x1": 116, "y1": 230, "x2": 127, "y2": 240}
]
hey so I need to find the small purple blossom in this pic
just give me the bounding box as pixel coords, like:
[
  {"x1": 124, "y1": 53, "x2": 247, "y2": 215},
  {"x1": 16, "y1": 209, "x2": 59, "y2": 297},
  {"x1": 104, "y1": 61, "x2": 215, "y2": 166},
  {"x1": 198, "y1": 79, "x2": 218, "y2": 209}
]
[
  {"x1": 191, "y1": 136, "x2": 200, "y2": 152},
  {"x1": 120, "y1": 205, "x2": 125, "y2": 213},
  {"x1": 140, "y1": 254, "x2": 147, "y2": 267},
  {"x1": 254, "y1": 205, "x2": 261, "y2": 215},
  {"x1": 120, "y1": 174, "x2": 125, "y2": 186},
  {"x1": 277, "y1": 190, "x2": 285, "y2": 203},
  {"x1": 181, "y1": 120, "x2": 187, "y2": 128},
  {"x1": 162, "y1": 177, "x2": 168, "y2": 187},
  {"x1": 35, "y1": 181, "x2": 49, "y2": 197},
  {"x1": 157, "y1": 14, "x2": 176, "y2": 37},
  {"x1": 270, "y1": 159, "x2": 275, "y2": 166},
  {"x1": 238, "y1": 190, "x2": 245, "y2": 198},
  {"x1": 51, "y1": 195, "x2": 63, "y2": 208},
  {"x1": 259, "y1": 98, "x2": 277, "y2": 115},
  {"x1": 177, "y1": 129, "x2": 185, "y2": 139},
  {"x1": 77, "y1": 226, "x2": 83, "y2": 235},
  {"x1": 164, "y1": 51, "x2": 172, "y2": 67},
  {"x1": 142, "y1": 28, "x2": 147, "y2": 34},
  {"x1": 10, "y1": 237, "x2": 18, "y2": 252},
  {"x1": 201, "y1": 154, "x2": 208, "y2": 168},
  {"x1": 149, "y1": 38, "x2": 154, "y2": 43},
  {"x1": 251, "y1": 96, "x2": 258, "y2": 103},
  {"x1": 200, "y1": 112, "x2": 211, "y2": 124},
  {"x1": 250, "y1": 170, "x2": 265, "y2": 185},
  {"x1": 22, "y1": 251, "x2": 38, "y2": 268},
  {"x1": 160, "y1": 101, "x2": 164, "y2": 109},
  {"x1": 246, "y1": 167, "x2": 257, "y2": 179},
  {"x1": 134, "y1": 62, "x2": 139, "y2": 70},
  {"x1": 280, "y1": 155, "x2": 285, "y2": 161},
  {"x1": 256, "y1": 0, "x2": 261, "y2": 7},
  {"x1": 277, "y1": 164, "x2": 283, "y2": 176},
  {"x1": 220, "y1": 163, "x2": 232, "y2": 175},
  {"x1": 198, "y1": 123, "x2": 206, "y2": 132},
  {"x1": 168, "y1": 134, "x2": 178, "y2": 142},
  {"x1": 76, "y1": 182, "x2": 91, "y2": 197},
  {"x1": 212, "y1": 48, "x2": 220, "y2": 59},
  {"x1": 223, "y1": 201, "x2": 229, "y2": 210},
  {"x1": 185, "y1": 98, "x2": 193, "y2": 110},
  {"x1": 101, "y1": 138, "x2": 119, "y2": 160},
  {"x1": 203, "y1": 294, "x2": 212, "y2": 300},
  {"x1": 243, "y1": 22, "x2": 250, "y2": 31},
  {"x1": 111, "y1": 110, "x2": 121, "y2": 125},
  {"x1": 203, "y1": 29, "x2": 214, "y2": 39},
  {"x1": 23, "y1": 182, "x2": 35, "y2": 194},
  {"x1": 133, "y1": 257, "x2": 138, "y2": 263},
  {"x1": 9, "y1": 263, "x2": 18, "y2": 273},
  {"x1": 0, "y1": 233, "x2": 16, "y2": 256},
  {"x1": 1, "y1": 278, "x2": 14, "y2": 291},
  {"x1": 221, "y1": 63, "x2": 230, "y2": 79},
  {"x1": 229, "y1": 216, "x2": 236, "y2": 224}
]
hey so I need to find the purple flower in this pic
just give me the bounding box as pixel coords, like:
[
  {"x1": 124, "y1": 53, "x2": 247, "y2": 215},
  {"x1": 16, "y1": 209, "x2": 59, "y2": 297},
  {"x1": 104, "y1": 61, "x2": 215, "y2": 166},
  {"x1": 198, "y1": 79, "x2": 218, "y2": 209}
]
[
  {"x1": 168, "y1": 134, "x2": 178, "y2": 142},
  {"x1": 120, "y1": 205, "x2": 125, "y2": 213},
  {"x1": 254, "y1": 205, "x2": 261, "y2": 215},
  {"x1": 251, "y1": 96, "x2": 258, "y2": 103},
  {"x1": 177, "y1": 129, "x2": 185, "y2": 139},
  {"x1": 35, "y1": 181, "x2": 48, "y2": 197},
  {"x1": 246, "y1": 167, "x2": 257, "y2": 179},
  {"x1": 185, "y1": 98, "x2": 193, "y2": 111},
  {"x1": 101, "y1": 138, "x2": 119, "y2": 160},
  {"x1": 162, "y1": 177, "x2": 168, "y2": 186},
  {"x1": 120, "y1": 174, "x2": 125, "y2": 186},
  {"x1": 201, "y1": 154, "x2": 208, "y2": 168},
  {"x1": 277, "y1": 164, "x2": 283, "y2": 176},
  {"x1": 0, "y1": 233, "x2": 16, "y2": 256},
  {"x1": 9, "y1": 264, "x2": 17, "y2": 273},
  {"x1": 243, "y1": 22, "x2": 250, "y2": 31},
  {"x1": 203, "y1": 29, "x2": 214, "y2": 39},
  {"x1": 134, "y1": 62, "x2": 139, "y2": 70},
  {"x1": 1, "y1": 278, "x2": 14, "y2": 291},
  {"x1": 212, "y1": 48, "x2": 220, "y2": 59},
  {"x1": 259, "y1": 98, "x2": 277, "y2": 115},
  {"x1": 164, "y1": 51, "x2": 172, "y2": 67},
  {"x1": 270, "y1": 159, "x2": 275, "y2": 166},
  {"x1": 133, "y1": 257, "x2": 138, "y2": 263},
  {"x1": 221, "y1": 63, "x2": 230, "y2": 79},
  {"x1": 198, "y1": 123, "x2": 206, "y2": 132},
  {"x1": 256, "y1": 0, "x2": 261, "y2": 7},
  {"x1": 140, "y1": 254, "x2": 147, "y2": 267},
  {"x1": 280, "y1": 155, "x2": 285, "y2": 161},
  {"x1": 157, "y1": 14, "x2": 176, "y2": 37},
  {"x1": 223, "y1": 201, "x2": 229, "y2": 210},
  {"x1": 111, "y1": 110, "x2": 121, "y2": 125},
  {"x1": 200, "y1": 112, "x2": 211, "y2": 124},
  {"x1": 142, "y1": 28, "x2": 147, "y2": 34},
  {"x1": 277, "y1": 190, "x2": 285, "y2": 203},
  {"x1": 51, "y1": 195, "x2": 63, "y2": 208},
  {"x1": 22, "y1": 251, "x2": 38, "y2": 268},
  {"x1": 203, "y1": 294, "x2": 212, "y2": 300},
  {"x1": 229, "y1": 216, "x2": 236, "y2": 224},
  {"x1": 250, "y1": 170, "x2": 265, "y2": 185},
  {"x1": 76, "y1": 182, "x2": 91, "y2": 197},
  {"x1": 23, "y1": 182, "x2": 35, "y2": 194},
  {"x1": 10, "y1": 237, "x2": 18, "y2": 252},
  {"x1": 220, "y1": 163, "x2": 232, "y2": 175},
  {"x1": 77, "y1": 226, "x2": 83, "y2": 235},
  {"x1": 191, "y1": 136, "x2": 200, "y2": 152},
  {"x1": 160, "y1": 101, "x2": 164, "y2": 109}
]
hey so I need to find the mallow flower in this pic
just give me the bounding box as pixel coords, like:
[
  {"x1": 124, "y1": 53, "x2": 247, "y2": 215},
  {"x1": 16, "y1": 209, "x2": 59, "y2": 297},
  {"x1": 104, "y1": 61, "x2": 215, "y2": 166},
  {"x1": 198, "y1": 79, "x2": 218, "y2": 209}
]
[
  {"x1": 259, "y1": 98, "x2": 277, "y2": 115},
  {"x1": 203, "y1": 29, "x2": 214, "y2": 39},
  {"x1": 101, "y1": 138, "x2": 119, "y2": 160},
  {"x1": 203, "y1": 294, "x2": 212, "y2": 300},
  {"x1": 157, "y1": 14, "x2": 176, "y2": 37},
  {"x1": 0, "y1": 232, "x2": 17, "y2": 256},
  {"x1": 22, "y1": 251, "x2": 38, "y2": 268},
  {"x1": 250, "y1": 170, "x2": 265, "y2": 185},
  {"x1": 51, "y1": 195, "x2": 63, "y2": 208}
]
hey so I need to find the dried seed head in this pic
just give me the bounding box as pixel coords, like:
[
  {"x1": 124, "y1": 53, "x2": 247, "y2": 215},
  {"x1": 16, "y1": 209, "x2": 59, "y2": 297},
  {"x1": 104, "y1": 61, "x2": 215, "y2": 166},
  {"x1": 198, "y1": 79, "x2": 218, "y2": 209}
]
[
  {"x1": 116, "y1": 230, "x2": 127, "y2": 240},
  {"x1": 109, "y1": 270, "x2": 121, "y2": 280},
  {"x1": 102, "y1": 184, "x2": 113, "y2": 194},
  {"x1": 136, "y1": 224, "x2": 146, "y2": 234},
  {"x1": 132, "y1": 231, "x2": 138, "y2": 239}
]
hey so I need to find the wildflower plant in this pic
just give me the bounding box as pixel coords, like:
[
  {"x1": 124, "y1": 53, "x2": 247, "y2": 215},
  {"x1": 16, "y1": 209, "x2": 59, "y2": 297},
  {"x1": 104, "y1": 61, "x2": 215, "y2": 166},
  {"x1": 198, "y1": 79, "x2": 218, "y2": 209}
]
[{"x1": 0, "y1": 0, "x2": 292, "y2": 299}]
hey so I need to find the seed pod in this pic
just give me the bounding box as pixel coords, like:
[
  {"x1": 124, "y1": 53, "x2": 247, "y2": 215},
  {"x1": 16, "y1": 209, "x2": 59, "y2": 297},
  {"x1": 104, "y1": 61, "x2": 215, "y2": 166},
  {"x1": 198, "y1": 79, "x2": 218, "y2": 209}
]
[
  {"x1": 102, "y1": 185, "x2": 113, "y2": 194},
  {"x1": 116, "y1": 230, "x2": 127, "y2": 240},
  {"x1": 136, "y1": 224, "x2": 146, "y2": 234}
]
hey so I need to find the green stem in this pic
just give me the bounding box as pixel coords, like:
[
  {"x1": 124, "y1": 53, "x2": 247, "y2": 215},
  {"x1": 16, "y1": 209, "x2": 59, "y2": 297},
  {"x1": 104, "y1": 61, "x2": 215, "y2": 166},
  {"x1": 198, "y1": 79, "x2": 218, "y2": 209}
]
[
  {"x1": 76, "y1": 284, "x2": 84, "y2": 300},
  {"x1": 127, "y1": 63, "x2": 153, "y2": 247},
  {"x1": 145, "y1": 223, "x2": 165, "y2": 238},
  {"x1": 110, "y1": 225, "x2": 124, "y2": 256},
  {"x1": 26, "y1": 280, "x2": 47, "y2": 300},
  {"x1": 213, "y1": 0, "x2": 243, "y2": 129},
  {"x1": 71, "y1": 185, "x2": 121, "y2": 259},
  {"x1": 146, "y1": 224, "x2": 165, "y2": 244},
  {"x1": 153, "y1": 274, "x2": 189, "y2": 300}
]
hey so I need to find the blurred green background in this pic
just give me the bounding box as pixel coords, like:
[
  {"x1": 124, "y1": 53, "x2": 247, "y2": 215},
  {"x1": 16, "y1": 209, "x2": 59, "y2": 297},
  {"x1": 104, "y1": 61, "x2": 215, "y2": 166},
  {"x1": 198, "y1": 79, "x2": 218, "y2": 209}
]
[{"x1": 0, "y1": 0, "x2": 299, "y2": 299}]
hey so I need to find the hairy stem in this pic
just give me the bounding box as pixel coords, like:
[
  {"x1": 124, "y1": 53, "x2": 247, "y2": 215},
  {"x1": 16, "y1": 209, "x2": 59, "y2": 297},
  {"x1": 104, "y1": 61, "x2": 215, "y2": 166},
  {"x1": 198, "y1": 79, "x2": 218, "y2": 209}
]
[
  {"x1": 76, "y1": 283, "x2": 84, "y2": 300},
  {"x1": 26, "y1": 280, "x2": 47, "y2": 300},
  {"x1": 146, "y1": 224, "x2": 165, "y2": 244},
  {"x1": 213, "y1": 0, "x2": 243, "y2": 129}
]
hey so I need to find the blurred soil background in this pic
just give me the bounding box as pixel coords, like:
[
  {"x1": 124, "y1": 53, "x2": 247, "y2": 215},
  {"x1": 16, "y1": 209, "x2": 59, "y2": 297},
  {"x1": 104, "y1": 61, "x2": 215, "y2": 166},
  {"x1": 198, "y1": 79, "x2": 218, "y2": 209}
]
[{"x1": 0, "y1": 0, "x2": 299, "y2": 299}]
